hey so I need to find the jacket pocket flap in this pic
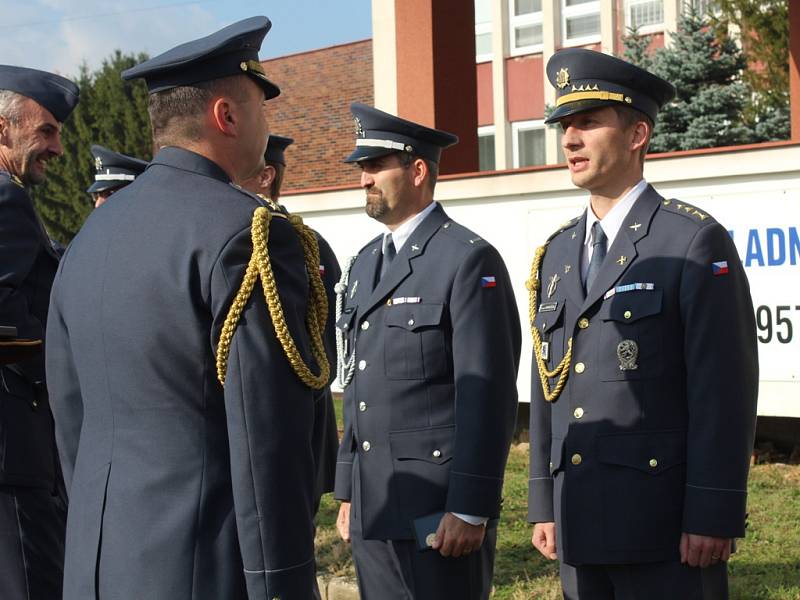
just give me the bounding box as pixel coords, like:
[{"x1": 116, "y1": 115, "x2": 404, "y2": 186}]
[
  {"x1": 335, "y1": 307, "x2": 357, "y2": 331},
  {"x1": 534, "y1": 302, "x2": 564, "y2": 334},
  {"x1": 601, "y1": 289, "x2": 663, "y2": 323},
  {"x1": 390, "y1": 424, "x2": 455, "y2": 464},
  {"x1": 597, "y1": 429, "x2": 686, "y2": 474},
  {"x1": 385, "y1": 303, "x2": 444, "y2": 332}
]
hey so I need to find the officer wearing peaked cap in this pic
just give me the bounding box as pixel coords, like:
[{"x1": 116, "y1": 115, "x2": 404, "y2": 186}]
[
  {"x1": 333, "y1": 103, "x2": 521, "y2": 599},
  {"x1": 87, "y1": 144, "x2": 148, "y2": 208},
  {"x1": 240, "y1": 134, "x2": 341, "y2": 518},
  {"x1": 527, "y1": 49, "x2": 758, "y2": 599},
  {"x1": 0, "y1": 64, "x2": 78, "y2": 600},
  {"x1": 46, "y1": 17, "x2": 326, "y2": 600}
]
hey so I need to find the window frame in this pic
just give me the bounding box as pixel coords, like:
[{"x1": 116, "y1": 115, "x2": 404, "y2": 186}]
[
  {"x1": 561, "y1": 0, "x2": 602, "y2": 47},
  {"x1": 512, "y1": 119, "x2": 547, "y2": 168},
  {"x1": 478, "y1": 125, "x2": 497, "y2": 171},
  {"x1": 625, "y1": 0, "x2": 664, "y2": 35},
  {"x1": 508, "y1": 0, "x2": 544, "y2": 56}
]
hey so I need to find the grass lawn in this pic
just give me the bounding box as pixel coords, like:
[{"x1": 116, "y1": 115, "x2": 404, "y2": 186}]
[{"x1": 318, "y1": 402, "x2": 800, "y2": 598}]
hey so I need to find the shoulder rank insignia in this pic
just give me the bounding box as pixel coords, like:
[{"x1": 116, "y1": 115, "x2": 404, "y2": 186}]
[{"x1": 662, "y1": 199, "x2": 710, "y2": 222}]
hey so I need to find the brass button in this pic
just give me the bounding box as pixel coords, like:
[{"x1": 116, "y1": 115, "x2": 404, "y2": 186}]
[
  {"x1": 32, "y1": 400, "x2": 39, "y2": 408},
  {"x1": 624, "y1": 310, "x2": 632, "y2": 320},
  {"x1": 571, "y1": 453, "x2": 582, "y2": 466},
  {"x1": 361, "y1": 321, "x2": 370, "y2": 330},
  {"x1": 573, "y1": 407, "x2": 584, "y2": 419},
  {"x1": 407, "y1": 319, "x2": 415, "y2": 326},
  {"x1": 575, "y1": 362, "x2": 585, "y2": 374},
  {"x1": 649, "y1": 458, "x2": 658, "y2": 468},
  {"x1": 578, "y1": 317, "x2": 589, "y2": 329},
  {"x1": 358, "y1": 360, "x2": 367, "y2": 371},
  {"x1": 358, "y1": 401, "x2": 367, "y2": 412},
  {"x1": 362, "y1": 441, "x2": 371, "y2": 452},
  {"x1": 432, "y1": 449, "x2": 442, "y2": 458}
]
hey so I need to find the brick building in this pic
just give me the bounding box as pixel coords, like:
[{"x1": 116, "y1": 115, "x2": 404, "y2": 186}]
[{"x1": 260, "y1": 40, "x2": 372, "y2": 192}]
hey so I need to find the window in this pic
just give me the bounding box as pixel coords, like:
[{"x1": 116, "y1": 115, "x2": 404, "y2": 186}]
[
  {"x1": 478, "y1": 126, "x2": 496, "y2": 171},
  {"x1": 626, "y1": 0, "x2": 663, "y2": 32},
  {"x1": 561, "y1": 0, "x2": 601, "y2": 46},
  {"x1": 513, "y1": 120, "x2": 546, "y2": 167},
  {"x1": 509, "y1": 0, "x2": 543, "y2": 55},
  {"x1": 690, "y1": 0, "x2": 719, "y2": 17},
  {"x1": 475, "y1": 0, "x2": 493, "y2": 62}
]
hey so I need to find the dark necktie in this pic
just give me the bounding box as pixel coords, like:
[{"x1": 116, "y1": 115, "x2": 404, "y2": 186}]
[
  {"x1": 584, "y1": 221, "x2": 607, "y2": 294},
  {"x1": 380, "y1": 233, "x2": 396, "y2": 280}
]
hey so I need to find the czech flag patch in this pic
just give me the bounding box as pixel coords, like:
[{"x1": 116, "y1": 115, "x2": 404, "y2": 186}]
[
  {"x1": 712, "y1": 261, "x2": 729, "y2": 276},
  {"x1": 481, "y1": 276, "x2": 497, "y2": 288},
  {"x1": 319, "y1": 264, "x2": 326, "y2": 276}
]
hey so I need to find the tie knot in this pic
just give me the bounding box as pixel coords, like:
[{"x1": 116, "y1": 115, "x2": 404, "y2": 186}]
[{"x1": 591, "y1": 221, "x2": 607, "y2": 247}]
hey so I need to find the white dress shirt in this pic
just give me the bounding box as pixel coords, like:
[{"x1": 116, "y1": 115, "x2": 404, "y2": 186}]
[{"x1": 581, "y1": 179, "x2": 648, "y2": 282}]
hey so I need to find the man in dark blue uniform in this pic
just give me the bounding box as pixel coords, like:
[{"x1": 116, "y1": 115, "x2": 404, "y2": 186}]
[
  {"x1": 527, "y1": 49, "x2": 759, "y2": 599},
  {"x1": 241, "y1": 134, "x2": 340, "y2": 515},
  {"x1": 86, "y1": 144, "x2": 147, "y2": 208},
  {"x1": 46, "y1": 17, "x2": 326, "y2": 600},
  {"x1": 0, "y1": 64, "x2": 79, "y2": 600},
  {"x1": 334, "y1": 104, "x2": 521, "y2": 599}
]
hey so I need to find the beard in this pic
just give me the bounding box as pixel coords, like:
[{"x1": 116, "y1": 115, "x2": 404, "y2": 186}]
[
  {"x1": 19, "y1": 150, "x2": 49, "y2": 186},
  {"x1": 365, "y1": 190, "x2": 389, "y2": 221}
]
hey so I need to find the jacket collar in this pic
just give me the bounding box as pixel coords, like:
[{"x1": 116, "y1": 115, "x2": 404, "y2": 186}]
[{"x1": 149, "y1": 147, "x2": 231, "y2": 184}]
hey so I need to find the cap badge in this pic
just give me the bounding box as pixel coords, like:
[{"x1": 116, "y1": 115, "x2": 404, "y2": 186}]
[
  {"x1": 95, "y1": 156, "x2": 103, "y2": 172},
  {"x1": 556, "y1": 67, "x2": 570, "y2": 89},
  {"x1": 353, "y1": 116, "x2": 365, "y2": 138},
  {"x1": 404, "y1": 144, "x2": 414, "y2": 153}
]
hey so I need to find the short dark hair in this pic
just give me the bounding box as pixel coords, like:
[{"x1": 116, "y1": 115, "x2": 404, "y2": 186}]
[
  {"x1": 148, "y1": 75, "x2": 249, "y2": 147},
  {"x1": 398, "y1": 152, "x2": 438, "y2": 191},
  {"x1": 612, "y1": 105, "x2": 652, "y2": 162},
  {"x1": 267, "y1": 162, "x2": 285, "y2": 201}
]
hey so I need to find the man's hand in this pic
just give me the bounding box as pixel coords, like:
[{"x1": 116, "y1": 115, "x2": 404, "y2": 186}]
[
  {"x1": 430, "y1": 512, "x2": 486, "y2": 558},
  {"x1": 531, "y1": 522, "x2": 558, "y2": 560},
  {"x1": 336, "y1": 502, "x2": 351, "y2": 543},
  {"x1": 680, "y1": 533, "x2": 732, "y2": 568}
]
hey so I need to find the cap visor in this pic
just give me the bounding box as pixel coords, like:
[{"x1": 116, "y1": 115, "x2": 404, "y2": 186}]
[
  {"x1": 251, "y1": 73, "x2": 280, "y2": 100},
  {"x1": 86, "y1": 181, "x2": 121, "y2": 194},
  {"x1": 544, "y1": 99, "x2": 624, "y2": 124},
  {"x1": 343, "y1": 146, "x2": 398, "y2": 163}
]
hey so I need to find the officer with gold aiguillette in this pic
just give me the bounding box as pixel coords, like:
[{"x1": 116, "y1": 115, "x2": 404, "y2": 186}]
[
  {"x1": 527, "y1": 49, "x2": 758, "y2": 599},
  {"x1": 46, "y1": 16, "x2": 327, "y2": 600}
]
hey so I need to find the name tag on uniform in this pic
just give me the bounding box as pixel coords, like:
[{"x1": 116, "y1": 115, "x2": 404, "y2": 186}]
[
  {"x1": 603, "y1": 282, "x2": 655, "y2": 300},
  {"x1": 538, "y1": 301, "x2": 559, "y2": 313}
]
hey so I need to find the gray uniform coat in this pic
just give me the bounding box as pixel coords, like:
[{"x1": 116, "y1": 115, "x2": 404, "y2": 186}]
[
  {"x1": 334, "y1": 204, "x2": 521, "y2": 540},
  {"x1": 527, "y1": 186, "x2": 759, "y2": 566},
  {"x1": 46, "y1": 148, "x2": 318, "y2": 600}
]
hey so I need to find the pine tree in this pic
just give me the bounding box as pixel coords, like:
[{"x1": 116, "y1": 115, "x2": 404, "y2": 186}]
[
  {"x1": 32, "y1": 51, "x2": 151, "y2": 244},
  {"x1": 622, "y1": 6, "x2": 786, "y2": 153}
]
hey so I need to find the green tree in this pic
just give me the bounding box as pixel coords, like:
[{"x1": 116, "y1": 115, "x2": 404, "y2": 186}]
[
  {"x1": 33, "y1": 51, "x2": 151, "y2": 244},
  {"x1": 711, "y1": 0, "x2": 789, "y2": 116},
  {"x1": 623, "y1": 5, "x2": 788, "y2": 152}
]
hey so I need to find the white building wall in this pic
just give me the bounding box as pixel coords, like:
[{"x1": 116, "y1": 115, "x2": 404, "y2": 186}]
[{"x1": 283, "y1": 144, "x2": 800, "y2": 417}]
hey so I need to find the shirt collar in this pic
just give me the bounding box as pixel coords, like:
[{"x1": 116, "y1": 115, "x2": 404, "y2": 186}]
[
  {"x1": 385, "y1": 200, "x2": 438, "y2": 253},
  {"x1": 584, "y1": 179, "x2": 648, "y2": 248}
]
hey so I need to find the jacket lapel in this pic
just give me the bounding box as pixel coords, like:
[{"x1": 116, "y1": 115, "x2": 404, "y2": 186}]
[
  {"x1": 361, "y1": 204, "x2": 448, "y2": 315},
  {"x1": 561, "y1": 214, "x2": 586, "y2": 309},
  {"x1": 581, "y1": 186, "x2": 662, "y2": 311}
]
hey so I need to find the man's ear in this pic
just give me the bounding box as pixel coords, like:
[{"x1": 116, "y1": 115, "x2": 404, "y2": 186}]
[
  {"x1": 210, "y1": 97, "x2": 237, "y2": 137},
  {"x1": 411, "y1": 158, "x2": 428, "y2": 189},
  {"x1": 630, "y1": 119, "x2": 650, "y2": 154},
  {"x1": 259, "y1": 164, "x2": 276, "y2": 191}
]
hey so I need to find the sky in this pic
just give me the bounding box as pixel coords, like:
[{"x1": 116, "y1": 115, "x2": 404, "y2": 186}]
[{"x1": 0, "y1": 0, "x2": 373, "y2": 77}]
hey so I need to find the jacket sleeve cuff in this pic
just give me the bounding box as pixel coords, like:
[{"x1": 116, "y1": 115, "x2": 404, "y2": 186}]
[
  {"x1": 243, "y1": 556, "x2": 317, "y2": 600},
  {"x1": 445, "y1": 470, "x2": 504, "y2": 518},
  {"x1": 682, "y1": 484, "x2": 747, "y2": 538},
  {"x1": 527, "y1": 476, "x2": 554, "y2": 523},
  {"x1": 333, "y1": 460, "x2": 352, "y2": 501}
]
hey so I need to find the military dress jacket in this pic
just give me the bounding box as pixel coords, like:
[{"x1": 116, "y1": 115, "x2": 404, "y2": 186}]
[
  {"x1": 313, "y1": 233, "x2": 341, "y2": 506},
  {"x1": 0, "y1": 172, "x2": 60, "y2": 489},
  {"x1": 527, "y1": 186, "x2": 759, "y2": 566},
  {"x1": 46, "y1": 147, "x2": 318, "y2": 600},
  {"x1": 333, "y1": 204, "x2": 522, "y2": 540}
]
